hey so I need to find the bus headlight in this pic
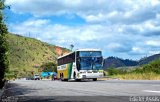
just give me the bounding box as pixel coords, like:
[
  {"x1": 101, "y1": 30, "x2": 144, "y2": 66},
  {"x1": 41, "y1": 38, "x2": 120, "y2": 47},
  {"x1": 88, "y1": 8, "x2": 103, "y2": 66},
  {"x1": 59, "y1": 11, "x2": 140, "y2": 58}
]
[{"x1": 80, "y1": 71, "x2": 86, "y2": 73}]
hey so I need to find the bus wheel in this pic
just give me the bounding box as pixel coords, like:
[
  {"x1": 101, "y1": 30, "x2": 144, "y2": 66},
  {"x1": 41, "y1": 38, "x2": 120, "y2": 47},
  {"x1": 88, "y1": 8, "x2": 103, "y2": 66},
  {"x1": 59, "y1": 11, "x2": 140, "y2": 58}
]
[
  {"x1": 64, "y1": 79, "x2": 68, "y2": 81},
  {"x1": 76, "y1": 79, "x2": 81, "y2": 81},
  {"x1": 93, "y1": 78, "x2": 97, "y2": 81},
  {"x1": 73, "y1": 72, "x2": 76, "y2": 79},
  {"x1": 60, "y1": 73, "x2": 62, "y2": 79},
  {"x1": 61, "y1": 73, "x2": 64, "y2": 81}
]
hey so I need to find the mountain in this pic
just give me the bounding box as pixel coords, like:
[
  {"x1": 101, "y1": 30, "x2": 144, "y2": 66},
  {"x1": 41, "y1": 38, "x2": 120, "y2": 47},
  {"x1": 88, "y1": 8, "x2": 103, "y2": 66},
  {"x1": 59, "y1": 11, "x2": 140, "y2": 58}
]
[
  {"x1": 139, "y1": 53, "x2": 160, "y2": 65},
  {"x1": 7, "y1": 33, "x2": 70, "y2": 76},
  {"x1": 103, "y1": 57, "x2": 138, "y2": 69},
  {"x1": 103, "y1": 54, "x2": 160, "y2": 69}
]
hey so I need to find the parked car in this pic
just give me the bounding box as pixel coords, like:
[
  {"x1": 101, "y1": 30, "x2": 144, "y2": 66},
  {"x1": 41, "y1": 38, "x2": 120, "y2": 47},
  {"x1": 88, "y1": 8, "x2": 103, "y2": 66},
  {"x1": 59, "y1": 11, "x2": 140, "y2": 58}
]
[
  {"x1": 52, "y1": 74, "x2": 57, "y2": 80},
  {"x1": 33, "y1": 74, "x2": 40, "y2": 80},
  {"x1": 53, "y1": 75, "x2": 57, "y2": 80}
]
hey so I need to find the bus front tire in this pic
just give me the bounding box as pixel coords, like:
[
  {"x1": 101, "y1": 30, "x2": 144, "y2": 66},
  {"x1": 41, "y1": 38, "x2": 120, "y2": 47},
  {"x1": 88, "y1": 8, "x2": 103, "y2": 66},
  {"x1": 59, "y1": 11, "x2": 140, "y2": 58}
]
[
  {"x1": 76, "y1": 79, "x2": 81, "y2": 81},
  {"x1": 60, "y1": 73, "x2": 64, "y2": 81},
  {"x1": 60, "y1": 73, "x2": 62, "y2": 79},
  {"x1": 93, "y1": 78, "x2": 97, "y2": 81},
  {"x1": 73, "y1": 72, "x2": 76, "y2": 79},
  {"x1": 64, "y1": 79, "x2": 68, "y2": 81}
]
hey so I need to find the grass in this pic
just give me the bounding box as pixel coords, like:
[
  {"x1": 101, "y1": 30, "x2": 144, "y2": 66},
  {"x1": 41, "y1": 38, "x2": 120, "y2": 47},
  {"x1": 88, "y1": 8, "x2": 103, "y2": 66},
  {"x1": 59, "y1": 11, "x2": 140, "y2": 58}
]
[
  {"x1": 113, "y1": 72, "x2": 160, "y2": 80},
  {"x1": 6, "y1": 33, "x2": 69, "y2": 78},
  {"x1": 106, "y1": 59, "x2": 160, "y2": 80}
]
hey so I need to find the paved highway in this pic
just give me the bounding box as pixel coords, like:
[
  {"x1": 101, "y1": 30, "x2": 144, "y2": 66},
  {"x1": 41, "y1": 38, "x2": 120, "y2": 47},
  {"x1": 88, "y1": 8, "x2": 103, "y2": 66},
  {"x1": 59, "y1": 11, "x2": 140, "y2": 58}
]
[{"x1": 1, "y1": 79, "x2": 160, "y2": 102}]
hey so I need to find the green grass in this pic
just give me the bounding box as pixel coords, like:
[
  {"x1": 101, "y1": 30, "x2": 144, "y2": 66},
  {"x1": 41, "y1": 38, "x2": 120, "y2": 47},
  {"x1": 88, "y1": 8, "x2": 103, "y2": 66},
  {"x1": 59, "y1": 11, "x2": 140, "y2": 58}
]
[
  {"x1": 113, "y1": 72, "x2": 160, "y2": 80},
  {"x1": 106, "y1": 59, "x2": 160, "y2": 80},
  {"x1": 6, "y1": 33, "x2": 69, "y2": 78}
]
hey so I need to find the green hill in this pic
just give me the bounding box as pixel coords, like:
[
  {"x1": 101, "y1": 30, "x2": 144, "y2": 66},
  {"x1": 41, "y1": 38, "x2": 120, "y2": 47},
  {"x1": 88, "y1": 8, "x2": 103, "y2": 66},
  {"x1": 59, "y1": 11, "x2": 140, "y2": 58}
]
[
  {"x1": 6, "y1": 33, "x2": 70, "y2": 78},
  {"x1": 103, "y1": 57, "x2": 138, "y2": 69},
  {"x1": 138, "y1": 54, "x2": 160, "y2": 65},
  {"x1": 103, "y1": 53, "x2": 160, "y2": 69}
]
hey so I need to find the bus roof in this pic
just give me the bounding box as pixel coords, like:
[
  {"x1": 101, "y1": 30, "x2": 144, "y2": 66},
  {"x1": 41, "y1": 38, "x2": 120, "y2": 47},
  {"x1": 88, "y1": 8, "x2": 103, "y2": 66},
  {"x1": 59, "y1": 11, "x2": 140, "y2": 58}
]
[
  {"x1": 58, "y1": 52, "x2": 74, "y2": 59},
  {"x1": 76, "y1": 49, "x2": 101, "y2": 52},
  {"x1": 57, "y1": 49, "x2": 101, "y2": 59}
]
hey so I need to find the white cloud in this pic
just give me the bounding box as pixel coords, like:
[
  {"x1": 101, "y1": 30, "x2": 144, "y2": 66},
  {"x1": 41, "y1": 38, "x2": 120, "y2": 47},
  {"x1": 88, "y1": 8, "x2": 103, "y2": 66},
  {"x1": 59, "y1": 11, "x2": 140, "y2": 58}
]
[
  {"x1": 22, "y1": 19, "x2": 49, "y2": 27},
  {"x1": 149, "y1": 51, "x2": 160, "y2": 54},
  {"x1": 151, "y1": 0, "x2": 160, "y2": 6},
  {"x1": 8, "y1": 16, "x2": 160, "y2": 59},
  {"x1": 9, "y1": 19, "x2": 110, "y2": 44},
  {"x1": 5, "y1": 0, "x2": 160, "y2": 23},
  {"x1": 6, "y1": 0, "x2": 160, "y2": 59},
  {"x1": 131, "y1": 47, "x2": 144, "y2": 54},
  {"x1": 107, "y1": 43, "x2": 121, "y2": 51},
  {"x1": 146, "y1": 40, "x2": 160, "y2": 47},
  {"x1": 84, "y1": 13, "x2": 106, "y2": 23}
]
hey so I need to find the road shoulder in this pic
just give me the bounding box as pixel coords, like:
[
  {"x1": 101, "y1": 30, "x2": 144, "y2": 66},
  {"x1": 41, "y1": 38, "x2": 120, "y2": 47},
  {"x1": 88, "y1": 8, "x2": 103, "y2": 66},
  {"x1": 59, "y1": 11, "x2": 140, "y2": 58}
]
[{"x1": 0, "y1": 89, "x2": 3, "y2": 96}]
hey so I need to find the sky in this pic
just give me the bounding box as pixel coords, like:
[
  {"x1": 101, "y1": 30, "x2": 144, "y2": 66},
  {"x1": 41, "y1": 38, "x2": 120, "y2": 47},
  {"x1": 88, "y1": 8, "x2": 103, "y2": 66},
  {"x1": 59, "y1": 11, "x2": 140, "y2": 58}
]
[{"x1": 4, "y1": 0, "x2": 160, "y2": 60}]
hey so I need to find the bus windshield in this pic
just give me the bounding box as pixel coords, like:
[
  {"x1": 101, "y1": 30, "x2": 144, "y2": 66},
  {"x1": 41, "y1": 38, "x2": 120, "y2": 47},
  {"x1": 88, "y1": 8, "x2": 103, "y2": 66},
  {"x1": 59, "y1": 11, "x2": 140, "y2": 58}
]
[
  {"x1": 76, "y1": 51, "x2": 103, "y2": 70},
  {"x1": 79, "y1": 57, "x2": 103, "y2": 70}
]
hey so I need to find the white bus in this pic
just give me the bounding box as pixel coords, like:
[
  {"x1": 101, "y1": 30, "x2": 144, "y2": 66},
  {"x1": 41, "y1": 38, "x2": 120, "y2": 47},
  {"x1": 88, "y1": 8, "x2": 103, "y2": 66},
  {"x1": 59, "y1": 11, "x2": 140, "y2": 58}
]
[{"x1": 57, "y1": 49, "x2": 104, "y2": 81}]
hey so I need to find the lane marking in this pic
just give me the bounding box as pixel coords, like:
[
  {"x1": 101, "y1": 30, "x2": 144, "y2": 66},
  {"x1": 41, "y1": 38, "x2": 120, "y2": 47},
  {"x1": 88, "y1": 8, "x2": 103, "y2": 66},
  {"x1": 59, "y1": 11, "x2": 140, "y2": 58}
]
[{"x1": 143, "y1": 90, "x2": 160, "y2": 93}]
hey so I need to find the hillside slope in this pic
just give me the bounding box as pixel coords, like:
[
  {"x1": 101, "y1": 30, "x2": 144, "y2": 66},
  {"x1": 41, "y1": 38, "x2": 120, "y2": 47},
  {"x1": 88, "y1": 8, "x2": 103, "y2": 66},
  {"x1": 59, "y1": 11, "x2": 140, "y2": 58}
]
[
  {"x1": 7, "y1": 34, "x2": 70, "y2": 76},
  {"x1": 139, "y1": 54, "x2": 160, "y2": 65},
  {"x1": 103, "y1": 57, "x2": 138, "y2": 69},
  {"x1": 103, "y1": 54, "x2": 160, "y2": 69}
]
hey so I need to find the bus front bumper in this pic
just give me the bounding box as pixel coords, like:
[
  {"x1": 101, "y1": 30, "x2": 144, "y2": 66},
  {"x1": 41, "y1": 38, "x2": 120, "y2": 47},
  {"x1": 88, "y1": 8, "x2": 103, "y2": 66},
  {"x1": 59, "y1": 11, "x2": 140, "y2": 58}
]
[{"x1": 78, "y1": 73, "x2": 103, "y2": 79}]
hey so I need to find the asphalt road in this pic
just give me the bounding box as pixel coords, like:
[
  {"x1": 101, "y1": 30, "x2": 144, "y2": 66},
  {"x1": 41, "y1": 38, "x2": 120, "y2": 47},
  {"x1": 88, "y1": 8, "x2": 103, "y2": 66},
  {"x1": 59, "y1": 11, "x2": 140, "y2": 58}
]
[{"x1": 1, "y1": 79, "x2": 160, "y2": 102}]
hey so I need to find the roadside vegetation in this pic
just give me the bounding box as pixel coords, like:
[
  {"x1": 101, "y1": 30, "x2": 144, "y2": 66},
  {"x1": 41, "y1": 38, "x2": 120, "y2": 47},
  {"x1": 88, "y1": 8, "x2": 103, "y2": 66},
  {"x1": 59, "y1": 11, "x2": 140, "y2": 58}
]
[
  {"x1": 40, "y1": 62, "x2": 57, "y2": 72},
  {"x1": 5, "y1": 34, "x2": 69, "y2": 80},
  {"x1": 0, "y1": 0, "x2": 9, "y2": 88},
  {"x1": 106, "y1": 59, "x2": 160, "y2": 80}
]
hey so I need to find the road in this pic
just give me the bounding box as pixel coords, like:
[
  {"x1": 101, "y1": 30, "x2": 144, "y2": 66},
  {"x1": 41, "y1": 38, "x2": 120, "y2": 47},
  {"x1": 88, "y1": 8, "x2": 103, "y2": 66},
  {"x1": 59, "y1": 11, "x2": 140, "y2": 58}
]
[{"x1": 1, "y1": 79, "x2": 160, "y2": 102}]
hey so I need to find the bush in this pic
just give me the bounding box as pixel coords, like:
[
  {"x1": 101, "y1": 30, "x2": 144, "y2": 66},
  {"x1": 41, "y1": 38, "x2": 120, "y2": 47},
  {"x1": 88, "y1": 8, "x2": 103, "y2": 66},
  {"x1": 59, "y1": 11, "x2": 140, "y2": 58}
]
[
  {"x1": 40, "y1": 62, "x2": 57, "y2": 72},
  {"x1": 0, "y1": 0, "x2": 9, "y2": 89},
  {"x1": 107, "y1": 67, "x2": 127, "y2": 75},
  {"x1": 108, "y1": 59, "x2": 160, "y2": 80}
]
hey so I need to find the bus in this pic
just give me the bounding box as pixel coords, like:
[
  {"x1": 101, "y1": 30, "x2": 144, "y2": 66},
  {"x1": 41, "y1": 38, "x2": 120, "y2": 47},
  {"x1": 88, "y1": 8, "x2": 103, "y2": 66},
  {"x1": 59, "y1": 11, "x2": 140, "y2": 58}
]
[{"x1": 57, "y1": 49, "x2": 104, "y2": 81}]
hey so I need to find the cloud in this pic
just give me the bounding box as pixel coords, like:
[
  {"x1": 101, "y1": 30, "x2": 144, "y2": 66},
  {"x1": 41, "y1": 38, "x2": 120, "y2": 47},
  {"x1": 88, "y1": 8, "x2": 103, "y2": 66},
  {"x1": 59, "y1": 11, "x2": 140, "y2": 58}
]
[
  {"x1": 9, "y1": 16, "x2": 160, "y2": 59},
  {"x1": 129, "y1": 47, "x2": 146, "y2": 55},
  {"x1": 5, "y1": 0, "x2": 160, "y2": 60},
  {"x1": 6, "y1": 0, "x2": 160, "y2": 24},
  {"x1": 9, "y1": 19, "x2": 110, "y2": 46},
  {"x1": 22, "y1": 19, "x2": 50, "y2": 27},
  {"x1": 5, "y1": 0, "x2": 107, "y2": 16},
  {"x1": 106, "y1": 42, "x2": 132, "y2": 53},
  {"x1": 151, "y1": 0, "x2": 160, "y2": 6},
  {"x1": 146, "y1": 40, "x2": 160, "y2": 47}
]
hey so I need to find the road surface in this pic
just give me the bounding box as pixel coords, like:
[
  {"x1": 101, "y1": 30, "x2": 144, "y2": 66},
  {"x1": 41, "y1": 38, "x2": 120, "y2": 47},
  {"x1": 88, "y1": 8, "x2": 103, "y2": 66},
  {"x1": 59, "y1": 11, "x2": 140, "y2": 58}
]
[{"x1": 1, "y1": 79, "x2": 160, "y2": 102}]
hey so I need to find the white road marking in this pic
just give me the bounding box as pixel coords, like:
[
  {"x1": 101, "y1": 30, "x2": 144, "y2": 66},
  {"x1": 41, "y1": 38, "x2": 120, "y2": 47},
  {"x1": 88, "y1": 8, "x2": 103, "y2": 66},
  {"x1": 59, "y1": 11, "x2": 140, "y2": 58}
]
[{"x1": 143, "y1": 90, "x2": 160, "y2": 93}]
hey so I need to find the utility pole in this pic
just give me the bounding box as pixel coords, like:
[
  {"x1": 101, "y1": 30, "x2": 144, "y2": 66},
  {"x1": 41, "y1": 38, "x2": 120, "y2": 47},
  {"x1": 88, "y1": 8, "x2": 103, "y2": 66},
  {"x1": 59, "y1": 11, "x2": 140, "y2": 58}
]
[{"x1": 70, "y1": 44, "x2": 74, "y2": 51}]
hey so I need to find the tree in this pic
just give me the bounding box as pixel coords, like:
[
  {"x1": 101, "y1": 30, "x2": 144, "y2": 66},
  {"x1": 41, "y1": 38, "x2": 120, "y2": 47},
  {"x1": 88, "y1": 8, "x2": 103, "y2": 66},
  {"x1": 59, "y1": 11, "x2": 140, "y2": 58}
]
[
  {"x1": 0, "y1": 0, "x2": 9, "y2": 88},
  {"x1": 40, "y1": 62, "x2": 57, "y2": 72}
]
